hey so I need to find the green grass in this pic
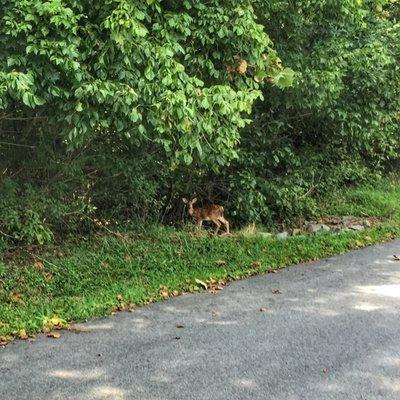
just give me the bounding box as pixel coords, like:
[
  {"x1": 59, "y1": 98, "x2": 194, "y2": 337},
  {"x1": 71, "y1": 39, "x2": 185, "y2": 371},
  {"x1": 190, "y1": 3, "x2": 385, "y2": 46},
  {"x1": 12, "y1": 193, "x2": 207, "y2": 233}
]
[{"x1": 1, "y1": 178, "x2": 400, "y2": 343}]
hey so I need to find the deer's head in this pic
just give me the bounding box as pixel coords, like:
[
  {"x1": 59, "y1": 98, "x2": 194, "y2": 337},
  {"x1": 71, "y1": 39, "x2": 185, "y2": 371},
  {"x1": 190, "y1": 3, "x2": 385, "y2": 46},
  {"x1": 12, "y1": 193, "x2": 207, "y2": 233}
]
[{"x1": 182, "y1": 197, "x2": 197, "y2": 216}]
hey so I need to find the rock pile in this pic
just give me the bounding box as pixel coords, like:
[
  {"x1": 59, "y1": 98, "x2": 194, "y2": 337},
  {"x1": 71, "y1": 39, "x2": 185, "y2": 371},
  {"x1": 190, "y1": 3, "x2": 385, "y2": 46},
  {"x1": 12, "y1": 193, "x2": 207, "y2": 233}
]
[{"x1": 275, "y1": 216, "x2": 376, "y2": 239}]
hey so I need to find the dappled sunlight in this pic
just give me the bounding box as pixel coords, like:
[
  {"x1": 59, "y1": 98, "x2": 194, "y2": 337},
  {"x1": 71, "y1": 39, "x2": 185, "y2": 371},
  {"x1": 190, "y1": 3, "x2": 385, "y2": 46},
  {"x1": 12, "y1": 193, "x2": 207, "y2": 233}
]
[
  {"x1": 313, "y1": 298, "x2": 328, "y2": 304},
  {"x1": 159, "y1": 304, "x2": 193, "y2": 314},
  {"x1": 356, "y1": 284, "x2": 400, "y2": 298},
  {"x1": 2, "y1": 241, "x2": 400, "y2": 400},
  {"x1": 233, "y1": 378, "x2": 257, "y2": 388},
  {"x1": 374, "y1": 257, "x2": 400, "y2": 265},
  {"x1": 48, "y1": 368, "x2": 105, "y2": 379},
  {"x1": 379, "y1": 376, "x2": 400, "y2": 392},
  {"x1": 353, "y1": 302, "x2": 385, "y2": 312},
  {"x1": 90, "y1": 385, "x2": 127, "y2": 400}
]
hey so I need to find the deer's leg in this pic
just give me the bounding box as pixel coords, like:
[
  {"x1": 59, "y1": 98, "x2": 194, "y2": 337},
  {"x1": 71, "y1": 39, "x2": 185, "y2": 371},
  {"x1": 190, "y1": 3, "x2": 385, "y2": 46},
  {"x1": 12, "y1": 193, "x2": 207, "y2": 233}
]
[
  {"x1": 219, "y1": 216, "x2": 230, "y2": 234},
  {"x1": 196, "y1": 219, "x2": 203, "y2": 229},
  {"x1": 212, "y1": 219, "x2": 221, "y2": 235}
]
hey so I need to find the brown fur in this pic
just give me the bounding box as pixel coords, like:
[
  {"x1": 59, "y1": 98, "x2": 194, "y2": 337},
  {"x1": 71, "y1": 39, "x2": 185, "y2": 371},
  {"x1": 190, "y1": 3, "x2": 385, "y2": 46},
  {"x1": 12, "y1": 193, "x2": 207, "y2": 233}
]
[{"x1": 182, "y1": 198, "x2": 230, "y2": 235}]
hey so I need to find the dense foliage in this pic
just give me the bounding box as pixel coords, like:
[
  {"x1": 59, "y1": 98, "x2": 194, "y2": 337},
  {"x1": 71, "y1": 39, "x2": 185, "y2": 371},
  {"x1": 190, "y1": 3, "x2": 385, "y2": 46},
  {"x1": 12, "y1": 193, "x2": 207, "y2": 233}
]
[
  {"x1": 224, "y1": 0, "x2": 400, "y2": 223},
  {"x1": 0, "y1": 0, "x2": 399, "y2": 243}
]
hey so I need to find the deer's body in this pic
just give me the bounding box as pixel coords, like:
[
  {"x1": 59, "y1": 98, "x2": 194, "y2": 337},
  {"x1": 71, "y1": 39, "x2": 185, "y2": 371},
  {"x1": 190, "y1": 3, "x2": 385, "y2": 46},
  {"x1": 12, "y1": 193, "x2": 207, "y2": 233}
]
[{"x1": 182, "y1": 198, "x2": 230, "y2": 235}]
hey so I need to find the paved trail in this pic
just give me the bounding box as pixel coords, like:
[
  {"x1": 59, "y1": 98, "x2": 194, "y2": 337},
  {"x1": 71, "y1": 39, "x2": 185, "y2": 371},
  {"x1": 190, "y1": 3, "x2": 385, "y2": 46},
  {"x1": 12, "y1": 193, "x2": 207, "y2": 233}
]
[{"x1": 2, "y1": 240, "x2": 400, "y2": 400}]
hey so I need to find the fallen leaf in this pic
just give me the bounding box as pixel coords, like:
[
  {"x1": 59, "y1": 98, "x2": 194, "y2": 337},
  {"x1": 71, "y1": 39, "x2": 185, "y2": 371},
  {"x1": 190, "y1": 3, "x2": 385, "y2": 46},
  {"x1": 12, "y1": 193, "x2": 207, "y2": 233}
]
[
  {"x1": 18, "y1": 329, "x2": 29, "y2": 340},
  {"x1": 259, "y1": 307, "x2": 268, "y2": 312},
  {"x1": 43, "y1": 271, "x2": 53, "y2": 281},
  {"x1": 172, "y1": 290, "x2": 179, "y2": 296},
  {"x1": 354, "y1": 240, "x2": 364, "y2": 248},
  {"x1": 272, "y1": 289, "x2": 282, "y2": 295},
  {"x1": 9, "y1": 292, "x2": 24, "y2": 304},
  {"x1": 42, "y1": 326, "x2": 51, "y2": 334},
  {"x1": 46, "y1": 331, "x2": 61, "y2": 339},
  {"x1": 0, "y1": 321, "x2": 7, "y2": 328},
  {"x1": 195, "y1": 279, "x2": 208, "y2": 290},
  {"x1": 364, "y1": 236, "x2": 372, "y2": 241},
  {"x1": 0, "y1": 335, "x2": 11, "y2": 346},
  {"x1": 393, "y1": 255, "x2": 400, "y2": 261},
  {"x1": 268, "y1": 269, "x2": 278, "y2": 274},
  {"x1": 176, "y1": 324, "x2": 184, "y2": 329},
  {"x1": 215, "y1": 259, "x2": 226, "y2": 266},
  {"x1": 323, "y1": 368, "x2": 329, "y2": 374},
  {"x1": 252, "y1": 261, "x2": 261, "y2": 269},
  {"x1": 159, "y1": 286, "x2": 169, "y2": 298},
  {"x1": 207, "y1": 279, "x2": 227, "y2": 293},
  {"x1": 174, "y1": 336, "x2": 181, "y2": 340},
  {"x1": 47, "y1": 317, "x2": 66, "y2": 328},
  {"x1": 33, "y1": 260, "x2": 44, "y2": 270}
]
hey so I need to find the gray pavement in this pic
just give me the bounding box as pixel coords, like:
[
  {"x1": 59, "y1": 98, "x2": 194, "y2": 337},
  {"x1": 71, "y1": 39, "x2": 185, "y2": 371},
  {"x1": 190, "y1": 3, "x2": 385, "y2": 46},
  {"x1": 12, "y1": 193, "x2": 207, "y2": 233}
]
[{"x1": 1, "y1": 240, "x2": 400, "y2": 399}]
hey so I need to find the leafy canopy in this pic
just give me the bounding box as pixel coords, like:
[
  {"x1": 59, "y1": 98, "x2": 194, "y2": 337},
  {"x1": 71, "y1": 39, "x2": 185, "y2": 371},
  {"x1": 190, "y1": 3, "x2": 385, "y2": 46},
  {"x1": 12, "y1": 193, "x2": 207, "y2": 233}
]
[{"x1": 0, "y1": 0, "x2": 293, "y2": 168}]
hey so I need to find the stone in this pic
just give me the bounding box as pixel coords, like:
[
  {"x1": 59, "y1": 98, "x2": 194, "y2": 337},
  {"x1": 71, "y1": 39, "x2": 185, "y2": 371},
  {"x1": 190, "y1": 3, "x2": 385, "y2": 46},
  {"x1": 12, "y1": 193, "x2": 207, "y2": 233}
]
[
  {"x1": 306, "y1": 223, "x2": 331, "y2": 234},
  {"x1": 363, "y1": 220, "x2": 372, "y2": 228},
  {"x1": 341, "y1": 216, "x2": 357, "y2": 225},
  {"x1": 276, "y1": 231, "x2": 289, "y2": 240},
  {"x1": 349, "y1": 224, "x2": 365, "y2": 231},
  {"x1": 291, "y1": 228, "x2": 303, "y2": 236}
]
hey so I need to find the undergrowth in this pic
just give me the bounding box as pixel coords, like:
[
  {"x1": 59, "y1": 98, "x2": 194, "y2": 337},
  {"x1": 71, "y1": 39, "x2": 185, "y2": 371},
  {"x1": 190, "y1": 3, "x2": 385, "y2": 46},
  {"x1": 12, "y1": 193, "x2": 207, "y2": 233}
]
[{"x1": 1, "y1": 178, "x2": 400, "y2": 344}]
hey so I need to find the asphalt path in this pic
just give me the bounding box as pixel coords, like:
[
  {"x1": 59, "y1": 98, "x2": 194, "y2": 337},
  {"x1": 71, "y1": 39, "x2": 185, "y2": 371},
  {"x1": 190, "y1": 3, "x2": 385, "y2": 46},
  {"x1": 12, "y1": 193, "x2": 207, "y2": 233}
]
[{"x1": 1, "y1": 240, "x2": 400, "y2": 400}]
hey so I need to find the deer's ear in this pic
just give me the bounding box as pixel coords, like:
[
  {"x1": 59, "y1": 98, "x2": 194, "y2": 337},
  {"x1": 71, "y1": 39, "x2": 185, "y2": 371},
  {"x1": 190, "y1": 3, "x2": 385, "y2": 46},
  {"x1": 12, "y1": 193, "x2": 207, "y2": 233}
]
[
  {"x1": 192, "y1": 198, "x2": 197, "y2": 204},
  {"x1": 182, "y1": 198, "x2": 188, "y2": 204}
]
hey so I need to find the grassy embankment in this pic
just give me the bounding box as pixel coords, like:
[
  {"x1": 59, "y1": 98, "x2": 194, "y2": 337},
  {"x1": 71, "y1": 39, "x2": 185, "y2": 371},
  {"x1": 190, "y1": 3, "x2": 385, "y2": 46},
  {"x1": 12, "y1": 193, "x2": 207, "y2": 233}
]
[{"x1": 1, "y1": 178, "x2": 400, "y2": 343}]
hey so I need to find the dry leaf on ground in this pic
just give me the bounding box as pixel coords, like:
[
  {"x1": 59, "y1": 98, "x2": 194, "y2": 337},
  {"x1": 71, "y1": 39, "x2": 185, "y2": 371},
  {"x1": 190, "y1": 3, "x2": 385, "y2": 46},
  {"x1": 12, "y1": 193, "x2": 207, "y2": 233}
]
[
  {"x1": 195, "y1": 279, "x2": 208, "y2": 290},
  {"x1": 18, "y1": 329, "x2": 29, "y2": 340},
  {"x1": 43, "y1": 271, "x2": 53, "y2": 281},
  {"x1": 0, "y1": 336, "x2": 10, "y2": 346},
  {"x1": 272, "y1": 289, "x2": 282, "y2": 295},
  {"x1": 10, "y1": 292, "x2": 24, "y2": 304},
  {"x1": 159, "y1": 286, "x2": 169, "y2": 298},
  {"x1": 46, "y1": 331, "x2": 61, "y2": 339},
  {"x1": 259, "y1": 307, "x2": 268, "y2": 312},
  {"x1": 33, "y1": 260, "x2": 44, "y2": 270}
]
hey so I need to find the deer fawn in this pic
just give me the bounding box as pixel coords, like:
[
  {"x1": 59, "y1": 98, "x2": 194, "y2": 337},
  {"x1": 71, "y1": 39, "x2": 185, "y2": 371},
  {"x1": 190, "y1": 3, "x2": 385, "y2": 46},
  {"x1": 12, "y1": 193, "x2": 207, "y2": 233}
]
[{"x1": 182, "y1": 198, "x2": 230, "y2": 235}]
